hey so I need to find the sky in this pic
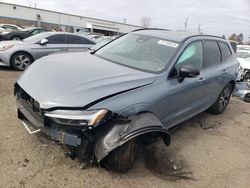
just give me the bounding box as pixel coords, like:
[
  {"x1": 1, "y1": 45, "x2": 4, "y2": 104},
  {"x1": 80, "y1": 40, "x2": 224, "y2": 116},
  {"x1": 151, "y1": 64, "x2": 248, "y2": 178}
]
[{"x1": 1, "y1": 0, "x2": 250, "y2": 39}]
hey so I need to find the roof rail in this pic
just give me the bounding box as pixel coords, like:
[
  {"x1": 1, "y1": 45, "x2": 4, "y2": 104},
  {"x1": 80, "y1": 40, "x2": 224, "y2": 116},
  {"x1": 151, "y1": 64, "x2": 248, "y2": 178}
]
[
  {"x1": 132, "y1": 28, "x2": 171, "y2": 32},
  {"x1": 181, "y1": 34, "x2": 224, "y2": 42}
]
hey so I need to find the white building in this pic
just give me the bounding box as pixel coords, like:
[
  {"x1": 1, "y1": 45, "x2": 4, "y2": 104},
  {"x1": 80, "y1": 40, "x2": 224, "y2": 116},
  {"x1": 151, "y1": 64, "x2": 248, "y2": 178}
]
[{"x1": 0, "y1": 2, "x2": 142, "y2": 35}]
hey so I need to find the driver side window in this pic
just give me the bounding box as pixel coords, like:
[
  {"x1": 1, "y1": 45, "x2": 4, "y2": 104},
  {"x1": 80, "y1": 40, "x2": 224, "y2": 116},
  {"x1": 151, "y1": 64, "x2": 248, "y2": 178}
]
[{"x1": 175, "y1": 41, "x2": 203, "y2": 71}]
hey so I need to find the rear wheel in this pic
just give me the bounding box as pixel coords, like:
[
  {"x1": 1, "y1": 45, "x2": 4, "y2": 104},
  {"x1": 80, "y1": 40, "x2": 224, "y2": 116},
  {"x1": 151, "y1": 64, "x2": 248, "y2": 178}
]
[
  {"x1": 102, "y1": 139, "x2": 136, "y2": 173},
  {"x1": 208, "y1": 83, "x2": 233, "y2": 114},
  {"x1": 10, "y1": 52, "x2": 33, "y2": 71}
]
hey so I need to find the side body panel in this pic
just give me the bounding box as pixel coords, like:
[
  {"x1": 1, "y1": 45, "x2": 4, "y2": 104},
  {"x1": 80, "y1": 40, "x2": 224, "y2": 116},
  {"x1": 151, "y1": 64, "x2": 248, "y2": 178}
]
[{"x1": 89, "y1": 37, "x2": 239, "y2": 129}]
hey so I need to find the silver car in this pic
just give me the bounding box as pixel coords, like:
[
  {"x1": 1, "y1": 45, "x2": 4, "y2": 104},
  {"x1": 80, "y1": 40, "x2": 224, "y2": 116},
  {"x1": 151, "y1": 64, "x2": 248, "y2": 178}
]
[{"x1": 0, "y1": 32, "x2": 95, "y2": 70}]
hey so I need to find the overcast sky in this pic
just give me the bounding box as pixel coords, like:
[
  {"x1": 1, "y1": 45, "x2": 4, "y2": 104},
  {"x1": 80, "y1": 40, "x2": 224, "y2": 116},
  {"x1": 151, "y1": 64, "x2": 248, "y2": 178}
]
[{"x1": 1, "y1": 0, "x2": 250, "y2": 39}]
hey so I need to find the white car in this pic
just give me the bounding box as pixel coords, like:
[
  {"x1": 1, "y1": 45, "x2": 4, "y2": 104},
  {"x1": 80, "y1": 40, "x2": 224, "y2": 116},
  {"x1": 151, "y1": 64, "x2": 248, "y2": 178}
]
[
  {"x1": 234, "y1": 45, "x2": 250, "y2": 102},
  {"x1": 0, "y1": 24, "x2": 23, "y2": 31},
  {"x1": 0, "y1": 24, "x2": 23, "y2": 36}
]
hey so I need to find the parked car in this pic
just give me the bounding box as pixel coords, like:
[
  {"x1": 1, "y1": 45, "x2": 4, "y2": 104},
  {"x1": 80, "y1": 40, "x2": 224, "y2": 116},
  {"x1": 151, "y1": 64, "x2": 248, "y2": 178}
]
[
  {"x1": 0, "y1": 27, "x2": 50, "y2": 40},
  {"x1": 0, "y1": 24, "x2": 23, "y2": 37},
  {"x1": 0, "y1": 32, "x2": 95, "y2": 70},
  {"x1": 234, "y1": 45, "x2": 250, "y2": 102},
  {"x1": 87, "y1": 34, "x2": 104, "y2": 41},
  {"x1": 89, "y1": 37, "x2": 114, "y2": 51},
  {"x1": 0, "y1": 23, "x2": 23, "y2": 31},
  {"x1": 15, "y1": 29, "x2": 239, "y2": 172}
]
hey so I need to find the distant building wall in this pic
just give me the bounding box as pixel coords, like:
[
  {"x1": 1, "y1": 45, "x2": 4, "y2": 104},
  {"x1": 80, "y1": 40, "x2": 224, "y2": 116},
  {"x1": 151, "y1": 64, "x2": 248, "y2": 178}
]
[{"x1": 0, "y1": 2, "x2": 142, "y2": 34}]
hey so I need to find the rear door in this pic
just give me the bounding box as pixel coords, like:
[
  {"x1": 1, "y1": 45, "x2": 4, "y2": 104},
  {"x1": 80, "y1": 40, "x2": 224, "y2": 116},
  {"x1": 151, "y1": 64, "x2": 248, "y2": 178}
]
[
  {"x1": 217, "y1": 42, "x2": 238, "y2": 85},
  {"x1": 66, "y1": 34, "x2": 95, "y2": 52},
  {"x1": 34, "y1": 34, "x2": 67, "y2": 59},
  {"x1": 201, "y1": 40, "x2": 227, "y2": 99}
]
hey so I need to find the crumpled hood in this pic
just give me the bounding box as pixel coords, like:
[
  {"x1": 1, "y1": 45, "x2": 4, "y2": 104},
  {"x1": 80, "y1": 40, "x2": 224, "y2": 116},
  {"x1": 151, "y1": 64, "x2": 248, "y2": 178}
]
[
  {"x1": 237, "y1": 58, "x2": 250, "y2": 69},
  {"x1": 17, "y1": 52, "x2": 156, "y2": 109}
]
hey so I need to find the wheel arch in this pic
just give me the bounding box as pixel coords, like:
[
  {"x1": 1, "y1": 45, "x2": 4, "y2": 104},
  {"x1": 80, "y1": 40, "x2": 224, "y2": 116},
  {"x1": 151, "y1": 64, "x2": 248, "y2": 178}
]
[
  {"x1": 229, "y1": 80, "x2": 236, "y2": 90},
  {"x1": 10, "y1": 51, "x2": 34, "y2": 63},
  {"x1": 94, "y1": 112, "x2": 171, "y2": 162}
]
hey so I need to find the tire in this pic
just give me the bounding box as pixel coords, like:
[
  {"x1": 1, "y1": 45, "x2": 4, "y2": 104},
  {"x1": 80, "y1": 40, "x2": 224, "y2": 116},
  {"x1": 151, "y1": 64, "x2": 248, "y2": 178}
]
[
  {"x1": 10, "y1": 36, "x2": 22, "y2": 40},
  {"x1": 10, "y1": 52, "x2": 33, "y2": 71},
  {"x1": 208, "y1": 83, "x2": 233, "y2": 114},
  {"x1": 102, "y1": 139, "x2": 137, "y2": 173}
]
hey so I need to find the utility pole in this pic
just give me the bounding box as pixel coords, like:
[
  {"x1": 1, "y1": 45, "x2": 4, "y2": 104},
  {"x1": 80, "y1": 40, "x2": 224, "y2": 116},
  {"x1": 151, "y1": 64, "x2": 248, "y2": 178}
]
[
  {"x1": 123, "y1": 18, "x2": 127, "y2": 24},
  {"x1": 198, "y1": 23, "x2": 201, "y2": 34},
  {"x1": 34, "y1": 3, "x2": 37, "y2": 8},
  {"x1": 184, "y1": 18, "x2": 188, "y2": 31}
]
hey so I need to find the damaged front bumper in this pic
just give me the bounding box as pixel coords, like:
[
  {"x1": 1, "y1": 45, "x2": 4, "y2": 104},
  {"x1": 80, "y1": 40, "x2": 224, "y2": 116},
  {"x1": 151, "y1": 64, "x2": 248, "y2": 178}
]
[
  {"x1": 17, "y1": 99, "x2": 93, "y2": 150},
  {"x1": 234, "y1": 82, "x2": 250, "y2": 102},
  {"x1": 234, "y1": 68, "x2": 250, "y2": 102}
]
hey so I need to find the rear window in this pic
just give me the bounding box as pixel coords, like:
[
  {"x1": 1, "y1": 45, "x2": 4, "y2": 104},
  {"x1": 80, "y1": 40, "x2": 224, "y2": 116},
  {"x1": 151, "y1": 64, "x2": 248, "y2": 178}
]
[
  {"x1": 219, "y1": 42, "x2": 232, "y2": 61},
  {"x1": 67, "y1": 35, "x2": 95, "y2": 45},
  {"x1": 46, "y1": 34, "x2": 67, "y2": 44},
  {"x1": 203, "y1": 41, "x2": 221, "y2": 67}
]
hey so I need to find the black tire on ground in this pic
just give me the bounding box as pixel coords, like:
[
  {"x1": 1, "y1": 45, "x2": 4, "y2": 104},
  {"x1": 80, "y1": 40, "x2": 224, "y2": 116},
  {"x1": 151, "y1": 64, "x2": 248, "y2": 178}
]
[
  {"x1": 10, "y1": 52, "x2": 33, "y2": 71},
  {"x1": 102, "y1": 139, "x2": 137, "y2": 173},
  {"x1": 10, "y1": 36, "x2": 22, "y2": 40},
  {"x1": 208, "y1": 83, "x2": 233, "y2": 114}
]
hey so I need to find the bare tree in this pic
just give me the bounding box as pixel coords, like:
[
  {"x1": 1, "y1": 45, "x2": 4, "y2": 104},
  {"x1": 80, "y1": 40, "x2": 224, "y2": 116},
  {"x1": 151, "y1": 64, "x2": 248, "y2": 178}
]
[{"x1": 141, "y1": 16, "x2": 152, "y2": 28}]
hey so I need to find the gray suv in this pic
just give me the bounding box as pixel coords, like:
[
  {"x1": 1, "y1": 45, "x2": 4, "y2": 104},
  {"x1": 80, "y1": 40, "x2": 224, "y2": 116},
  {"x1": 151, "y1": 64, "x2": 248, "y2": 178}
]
[{"x1": 15, "y1": 29, "x2": 239, "y2": 172}]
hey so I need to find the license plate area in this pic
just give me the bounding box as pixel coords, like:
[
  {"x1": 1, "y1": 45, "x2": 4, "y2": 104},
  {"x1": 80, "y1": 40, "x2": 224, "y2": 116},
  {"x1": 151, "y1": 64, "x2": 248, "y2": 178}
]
[{"x1": 21, "y1": 120, "x2": 41, "y2": 134}]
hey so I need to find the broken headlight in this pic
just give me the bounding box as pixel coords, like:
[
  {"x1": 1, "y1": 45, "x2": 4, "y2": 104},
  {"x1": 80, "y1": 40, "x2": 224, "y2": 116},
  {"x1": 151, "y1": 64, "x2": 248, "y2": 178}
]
[{"x1": 45, "y1": 109, "x2": 108, "y2": 126}]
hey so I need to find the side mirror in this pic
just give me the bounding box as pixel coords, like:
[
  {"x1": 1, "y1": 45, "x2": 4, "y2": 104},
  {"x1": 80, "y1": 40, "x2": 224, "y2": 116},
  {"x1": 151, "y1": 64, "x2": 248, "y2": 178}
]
[
  {"x1": 178, "y1": 65, "x2": 200, "y2": 82},
  {"x1": 40, "y1": 38, "x2": 48, "y2": 45}
]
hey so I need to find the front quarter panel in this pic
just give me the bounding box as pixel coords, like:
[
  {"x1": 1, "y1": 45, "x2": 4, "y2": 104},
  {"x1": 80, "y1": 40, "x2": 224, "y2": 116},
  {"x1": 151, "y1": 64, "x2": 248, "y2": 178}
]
[
  {"x1": 87, "y1": 79, "x2": 162, "y2": 118},
  {"x1": 95, "y1": 112, "x2": 170, "y2": 162}
]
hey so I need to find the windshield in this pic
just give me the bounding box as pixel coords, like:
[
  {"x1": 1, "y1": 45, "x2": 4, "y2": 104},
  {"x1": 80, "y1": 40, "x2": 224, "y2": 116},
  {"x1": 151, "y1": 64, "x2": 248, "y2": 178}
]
[
  {"x1": 95, "y1": 33, "x2": 179, "y2": 72},
  {"x1": 23, "y1": 32, "x2": 50, "y2": 43}
]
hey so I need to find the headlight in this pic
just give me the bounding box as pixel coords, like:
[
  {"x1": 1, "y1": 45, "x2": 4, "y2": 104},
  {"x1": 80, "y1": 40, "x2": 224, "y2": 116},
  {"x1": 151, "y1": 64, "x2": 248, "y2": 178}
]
[
  {"x1": 0, "y1": 44, "x2": 14, "y2": 51},
  {"x1": 45, "y1": 109, "x2": 108, "y2": 126}
]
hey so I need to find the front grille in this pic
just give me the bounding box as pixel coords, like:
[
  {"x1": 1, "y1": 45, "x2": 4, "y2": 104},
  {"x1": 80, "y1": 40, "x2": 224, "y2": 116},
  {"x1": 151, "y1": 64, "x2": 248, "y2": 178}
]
[{"x1": 16, "y1": 86, "x2": 43, "y2": 117}]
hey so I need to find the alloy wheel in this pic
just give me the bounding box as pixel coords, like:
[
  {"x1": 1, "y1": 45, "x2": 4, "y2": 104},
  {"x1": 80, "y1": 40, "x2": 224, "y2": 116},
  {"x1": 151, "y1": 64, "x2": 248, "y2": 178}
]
[
  {"x1": 14, "y1": 55, "x2": 31, "y2": 70},
  {"x1": 219, "y1": 87, "x2": 231, "y2": 112}
]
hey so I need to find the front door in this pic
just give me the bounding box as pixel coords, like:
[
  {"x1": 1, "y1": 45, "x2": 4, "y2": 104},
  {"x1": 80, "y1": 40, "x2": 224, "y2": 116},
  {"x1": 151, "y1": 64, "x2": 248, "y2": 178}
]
[
  {"x1": 159, "y1": 41, "x2": 214, "y2": 128},
  {"x1": 33, "y1": 34, "x2": 67, "y2": 59}
]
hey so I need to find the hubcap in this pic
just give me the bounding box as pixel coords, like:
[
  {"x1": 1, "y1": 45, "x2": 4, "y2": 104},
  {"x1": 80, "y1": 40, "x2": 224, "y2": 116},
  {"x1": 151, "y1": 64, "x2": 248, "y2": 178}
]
[
  {"x1": 14, "y1": 55, "x2": 31, "y2": 70},
  {"x1": 219, "y1": 87, "x2": 231, "y2": 111}
]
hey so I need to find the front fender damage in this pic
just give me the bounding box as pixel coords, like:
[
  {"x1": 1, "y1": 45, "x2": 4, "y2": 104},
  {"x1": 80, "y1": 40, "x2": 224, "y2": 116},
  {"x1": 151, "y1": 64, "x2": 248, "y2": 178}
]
[{"x1": 95, "y1": 113, "x2": 171, "y2": 162}]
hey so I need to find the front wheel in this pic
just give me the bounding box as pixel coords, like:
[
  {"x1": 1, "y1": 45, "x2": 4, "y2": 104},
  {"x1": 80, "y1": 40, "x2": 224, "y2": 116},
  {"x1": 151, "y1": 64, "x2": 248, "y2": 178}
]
[
  {"x1": 208, "y1": 83, "x2": 233, "y2": 114},
  {"x1": 10, "y1": 52, "x2": 33, "y2": 71},
  {"x1": 11, "y1": 36, "x2": 22, "y2": 40},
  {"x1": 102, "y1": 139, "x2": 137, "y2": 173}
]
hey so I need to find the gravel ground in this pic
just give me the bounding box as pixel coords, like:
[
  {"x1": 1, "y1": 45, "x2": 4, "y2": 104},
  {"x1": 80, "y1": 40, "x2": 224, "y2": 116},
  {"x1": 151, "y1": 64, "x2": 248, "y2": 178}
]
[{"x1": 0, "y1": 66, "x2": 250, "y2": 188}]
